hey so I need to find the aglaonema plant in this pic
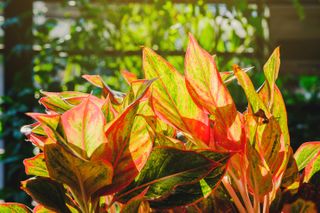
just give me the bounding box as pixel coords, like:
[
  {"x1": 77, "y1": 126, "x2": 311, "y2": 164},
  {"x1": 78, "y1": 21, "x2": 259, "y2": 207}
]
[{"x1": 1, "y1": 34, "x2": 319, "y2": 213}]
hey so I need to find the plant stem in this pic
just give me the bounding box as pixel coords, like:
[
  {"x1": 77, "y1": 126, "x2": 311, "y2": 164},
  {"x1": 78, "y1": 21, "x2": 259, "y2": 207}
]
[
  {"x1": 263, "y1": 194, "x2": 270, "y2": 213},
  {"x1": 222, "y1": 177, "x2": 246, "y2": 213},
  {"x1": 75, "y1": 172, "x2": 90, "y2": 213},
  {"x1": 253, "y1": 192, "x2": 260, "y2": 213},
  {"x1": 229, "y1": 169, "x2": 254, "y2": 213}
]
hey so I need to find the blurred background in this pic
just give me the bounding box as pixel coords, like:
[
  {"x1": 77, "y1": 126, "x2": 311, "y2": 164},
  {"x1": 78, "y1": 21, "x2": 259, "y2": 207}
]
[{"x1": 0, "y1": 0, "x2": 319, "y2": 205}]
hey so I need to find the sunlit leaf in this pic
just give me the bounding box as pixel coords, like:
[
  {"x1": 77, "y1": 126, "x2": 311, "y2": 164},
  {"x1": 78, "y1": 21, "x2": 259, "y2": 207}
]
[
  {"x1": 94, "y1": 81, "x2": 153, "y2": 195},
  {"x1": 304, "y1": 150, "x2": 320, "y2": 183},
  {"x1": 263, "y1": 47, "x2": 280, "y2": 108},
  {"x1": 143, "y1": 47, "x2": 209, "y2": 146},
  {"x1": 121, "y1": 70, "x2": 138, "y2": 85},
  {"x1": 39, "y1": 91, "x2": 103, "y2": 113},
  {"x1": 246, "y1": 144, "x2": 273, "y2": 199},
  {"x1": 294, "y1": 142, "x2": 320, "y2": 171},
  {"x1": 82, "y1": 75, "x2": 125, "y2": 104},
  {"x1": 61, "y1": 96, "x2": 107, "y2": 158},
  {"x1": 0, "y1": 203, "x2": 31, "y2": 213},
  {"x1": 185, "y1": 34, "x2": 243, "y2": 151},
  {"x1": 23, "y1": 153, "x2": 49, "y2": 177}
]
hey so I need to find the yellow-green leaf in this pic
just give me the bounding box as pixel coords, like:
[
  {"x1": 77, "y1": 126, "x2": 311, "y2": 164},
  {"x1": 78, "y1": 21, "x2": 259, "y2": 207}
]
[
  {"x1": 263, "y1": 47, "x2": 280, "y2": 108},
  {"x1": 0, "y1": 203, "x2": 31, "y2": 213},
  {"x1": 294, "y1": 142, "x2": 320, "y2": 171},
  {"x1": 23, "y1": 153, "x2": 49, "y2": 177}
]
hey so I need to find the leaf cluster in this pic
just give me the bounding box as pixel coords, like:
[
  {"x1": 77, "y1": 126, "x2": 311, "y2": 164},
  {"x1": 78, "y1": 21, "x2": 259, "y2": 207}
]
[{"x1": 1, "y1": 35, "x2": 319, "y2": 213}]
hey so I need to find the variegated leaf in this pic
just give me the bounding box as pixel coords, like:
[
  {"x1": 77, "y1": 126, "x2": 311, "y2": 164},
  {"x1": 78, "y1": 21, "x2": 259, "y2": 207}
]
[
  {"x1": 143, "y1": 47, "x2": 209, "y2": 147},
  {"x1": 185, "y1": 34, "x2": 243, "y2": 151},
  {"x1": 61, "y1": 96, "x2": 107, "y2": 158}
]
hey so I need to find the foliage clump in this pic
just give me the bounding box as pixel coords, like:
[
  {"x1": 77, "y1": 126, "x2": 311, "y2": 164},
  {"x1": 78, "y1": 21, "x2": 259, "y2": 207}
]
[{"x1": 1, "y1": 35, "x2": 319, "y2": 212}]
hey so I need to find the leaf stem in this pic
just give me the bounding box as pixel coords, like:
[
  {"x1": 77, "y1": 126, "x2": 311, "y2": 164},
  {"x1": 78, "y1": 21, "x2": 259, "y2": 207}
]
[
  {"x1": 263, "y1": 194, "x2": 270, "y2": 213},
  {"x1": 229, "y1": 169, "x2": 254, "y2": 213},
  {"x1": 75, "y1": 172, "x2": 90, "y2": 213},
  {"x1": 222, "y1": 177, "x2": 246, "y2": 213}
]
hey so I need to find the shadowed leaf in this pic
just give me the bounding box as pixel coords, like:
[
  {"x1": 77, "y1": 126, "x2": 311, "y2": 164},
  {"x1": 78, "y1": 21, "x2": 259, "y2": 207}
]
[
  {"x1": 149, "y1": 151, "x2": 229, "y2": 208},
  {"x1": 281, "y1": 148, "x2": 299, "y2": 189},
  {"x1": 116, "y1": 147, "x2": 224, "y2": 204},
  {"x1": 21, "y1": 177, "x2": 71, "y2": 213},
  {"x1": 44, "y1": 143, "x2": 113, "y2": 199},
  {"x1": 233, "y1": 65, "x2": 270, "y2": 120},
  {"x1": 120, "y1": 188, "x2": 149, "y2": 213}
]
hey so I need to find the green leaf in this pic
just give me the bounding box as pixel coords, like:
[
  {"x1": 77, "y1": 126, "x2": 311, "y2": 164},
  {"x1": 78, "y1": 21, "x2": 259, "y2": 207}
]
[
  {"x1": 294, "y1": 142, "x2": 320, "y2": 171},
  {"x1": 0, "y1": 203, "x2": 31, "y2": 213},
  {"x1": 143, "y1": 47, "x2": 209, "y2": 146},
  {"x1": 23, "y1": 153, "x2": 49, "y2": 177},
  {"x1": 148, "y1": 151, "x2": 229, "y2": 208},
  {"x1": 116, "y1": 147, "x2": 223, "y2": 204},
  {"x1": 39, "y1": 91, "x2": 101, "y2": 113},
  {"x1": 61, "y1": 96, "x2": 107, "y2": 158},
  {"x1": 21, "y1": 177, "x2": 71, "y2": 213},
  {"x1": 44, "y1": 143, "x2": 113, "y2": 200},
  {"x1": 120, "y1": 188, "x2": 149, "y2": 213},
  {"x1": 263, "y1": 47, "x2": 280, "y2": 108},
  {"x1": 185, "y1": 34, "x2": 243, "y2": 151}
]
